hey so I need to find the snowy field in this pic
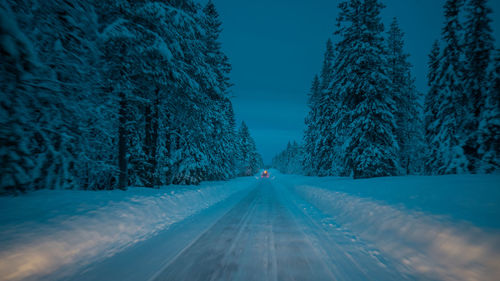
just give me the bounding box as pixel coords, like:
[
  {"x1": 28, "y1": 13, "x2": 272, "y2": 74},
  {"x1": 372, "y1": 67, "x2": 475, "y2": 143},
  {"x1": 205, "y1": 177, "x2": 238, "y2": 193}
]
[{"x1": 0, "y1": 172, "x2": 499, "y2": 281}]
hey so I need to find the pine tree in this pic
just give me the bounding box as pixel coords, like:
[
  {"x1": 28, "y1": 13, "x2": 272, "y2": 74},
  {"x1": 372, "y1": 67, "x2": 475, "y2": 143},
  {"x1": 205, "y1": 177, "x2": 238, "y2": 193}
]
[
  {"x1": 203, "y1": 0, "x2": 232, "y2": 96},
  {"x1": 386, "y1": 18, "x2": 423, "y2": 174},
  {"x1": 434, "y1": 0, "x2": 468, "y2": 174},
  {"x1": 1, "y1": 0, "x2": 249, "y2": 191},
  {"x1": 72, "y1": 3, "x2": 116, "y2": 191},
  {"x1": 237, "y1": 122, "x2": 262, "y2": 176},
  {"x1": 337, "y1": 0, "x2": 399, "y2": 178},
  {"x1": 202, "y1": 1, "x2": 236, "y2": 181},
  {"x1": 0, "y1": 1, "x2": 38, "y2": 193},
  {"x1": 131, "y1": 1, "x2": 190, "y2": 187},
  {"x1": 219, "y1": 99, "x2": 239, "y2": 178},
  {"x1": 30, "y1": 0, "x2": 75, "y2": 190},
  {"x1": 272, "y1": 141, "x2": 304, "y2": 174},
  {"x1": 315, "y1": 39, "x2": 338, "y2": 176},
  {"x1": 99, "y1": 0, "x2": 139, "y2": 190},
  {"x1": 303, "y1": 75, "x2": 321, "y2": 175},
  {"x1": 477, "y1": 49, "x2": 500, "y2": 172},
  {"x1": 1, "y1": 0, "x2": 114, "y2": 192},
  {"x1": 463, "y1": 0, "x2": 495, "y2": 171},
  {"x1": 330, "y1": 0, "x2": 366, "y2": 177},
  {"x1": 424, "y1": 40, "x2": 443, "y2": 174}
]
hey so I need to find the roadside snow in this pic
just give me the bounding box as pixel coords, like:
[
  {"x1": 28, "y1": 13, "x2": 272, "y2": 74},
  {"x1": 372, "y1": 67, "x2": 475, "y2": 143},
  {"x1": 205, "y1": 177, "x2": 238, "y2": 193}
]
[
  {"x1": 286, "y1": 174, "x2": 500, "y2": 281},
  {"x1": 0, "y1": 177, "x2": 256, "y2": 281}
]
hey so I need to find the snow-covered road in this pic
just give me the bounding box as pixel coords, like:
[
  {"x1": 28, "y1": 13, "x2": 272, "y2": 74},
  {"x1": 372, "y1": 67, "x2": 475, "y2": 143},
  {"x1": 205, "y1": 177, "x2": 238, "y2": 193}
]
[
  {"x1": 151, "y1": 180, "x2": 411, "y2": 281},
  {"x1": 2, "y1": 172, "x2": 499, "y2": 281},
  {"x1": 60, "y1": 177, "x2": 420, "y2": 281}
]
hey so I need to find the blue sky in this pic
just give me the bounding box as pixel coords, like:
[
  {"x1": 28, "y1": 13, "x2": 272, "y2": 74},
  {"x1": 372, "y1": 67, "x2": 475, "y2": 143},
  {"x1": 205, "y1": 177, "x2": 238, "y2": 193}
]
[{"x1": 205, "y1": 0, "x2": 500, "y2": 163}]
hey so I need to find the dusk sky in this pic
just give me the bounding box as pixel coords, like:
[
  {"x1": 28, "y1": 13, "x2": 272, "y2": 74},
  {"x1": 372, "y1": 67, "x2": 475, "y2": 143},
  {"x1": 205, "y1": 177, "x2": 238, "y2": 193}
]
[{"x1": 205, "y1": 0, "x2": 500, "y2": 163}]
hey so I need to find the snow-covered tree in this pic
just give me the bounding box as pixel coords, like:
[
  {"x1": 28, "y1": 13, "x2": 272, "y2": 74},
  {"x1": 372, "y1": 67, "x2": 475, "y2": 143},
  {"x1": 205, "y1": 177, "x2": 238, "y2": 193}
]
[
  {"x1": 433, "y1": 0, "x2": 469, "y2": 174},
  {"x1": 98, "y1": 0, "x2": 139, "y2": 190},
  {"x1": 336, "y1": 0, "x2": 399, "y2": 178},
  {"x1": 1, "y1": 0, "x2": 115, "y2": 192},
  {"x1": 203, "y1": 0, "x2": 232, "y2": 97},
  {"x1": 237, "y1": 122, "x2": 263, "y2": 176},
  {"x1": 1, "y1": 0, "x2": 244, "y2": 192},
  {"x1": 201, "y1": 1, "x2": 238, "y2": 181},
  {"x1": 272, "y1": 141, "x2": 304, "y2": 174},
  {"x1": 477, "y1": 49, "x2": 500, "y2": 172},
  {"x1": 424, "y1": 40, "x2": 443, "y2": 174},
  {"x1": 217, "y1": 98, "x2": 240, "y2": 179},
  {"x1": 302, "y1": 39, "x2": 339, "y2": 177},
  {"x1": 386, "y1": 18, "x2": 423, "y2": 174},
  {"x1": 303, "y1": 75, "x2": 321, "y2": 175},
  {"x1": 463, "y1": 0, "x2": 496, "y2": 171},
  {"x1": 0, "y1": 1, "x2": 39, "y2": 194},
  {"x1": 97, "y1": 0, "x2": 240, "y2": 187},
  {"x1": 315, "y1": 39, "x2": 339, "y2": 176},
  {"x1": 302, "y1": 0, "x2": 428, "y2": 179}
]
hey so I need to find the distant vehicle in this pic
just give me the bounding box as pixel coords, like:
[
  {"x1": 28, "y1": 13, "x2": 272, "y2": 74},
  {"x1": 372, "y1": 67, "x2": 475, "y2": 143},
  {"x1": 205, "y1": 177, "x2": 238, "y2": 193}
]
[{"x1": 261, "y1": 170, "x2": 269, "y2": 178}]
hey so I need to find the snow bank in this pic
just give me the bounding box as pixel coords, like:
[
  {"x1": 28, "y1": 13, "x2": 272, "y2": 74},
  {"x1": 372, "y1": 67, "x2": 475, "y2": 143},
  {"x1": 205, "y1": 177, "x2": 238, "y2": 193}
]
[
  {"x1": 0, "y1": 178, "x2": 256, "y2": 281},
  {"x1": 289, "y1": 174, "x2": 500, "y2": 281}
]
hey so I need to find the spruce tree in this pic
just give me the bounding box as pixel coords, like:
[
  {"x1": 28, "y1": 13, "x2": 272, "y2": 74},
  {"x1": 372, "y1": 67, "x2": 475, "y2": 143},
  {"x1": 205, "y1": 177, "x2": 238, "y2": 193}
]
[
  {"x1": 315, "y1": 39, "x2": 337, "y2": 176},
  {"x1": 237, "y1": 122, "x2": 262, "y2": 176},
  {"x1": 202, "y1": 1, "x2": 236, "y2": 181},
  {"x1": 434, "y1": 0, "x2": 468, "y2": 174},
  {"x1": 424, "y1": 40, "x2": 443, "y2": 174},
  {"x1": 220, "y1": 99, "x2": 239, "y2": 178},
  {"x1": 0, "y1": 1, "x2": 38, "y2": 193},
  {"x1": 303, "y1": 75, "x2": 321, "y2": 175},
  {"x1": 2, "y1": 0, "x2": 113, "y2": 192},
  {"x1": 337, "y1": 0, "x2": 399, "y2": 178},
  {"x1": 273, "y1": 141, "x2": 304, "y2": 174},
  {"x1": 386, "y1": 18, "x2": 422, "y2": 174},
  {"x1": 35, "y1": 0, "x2": 102, "y2": 190},
  {"x1": 99, "y1": 0, "x2": 139, "y2": 190},
  {"x1": 203, "y1": 0, "x2": 232, "y2": 96},
  {"x1": 463, "y1": 0, "x2": 495, "y2": 171},
  {"x1": 330, "y1": 0, "x2": 363, "y2": 177},
  {"x1": 1, "y1": 0, "x2": 253, "y2": 191},
  {"x1": 477, "y1": 49, "x2": 500, "y2": 172}
]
